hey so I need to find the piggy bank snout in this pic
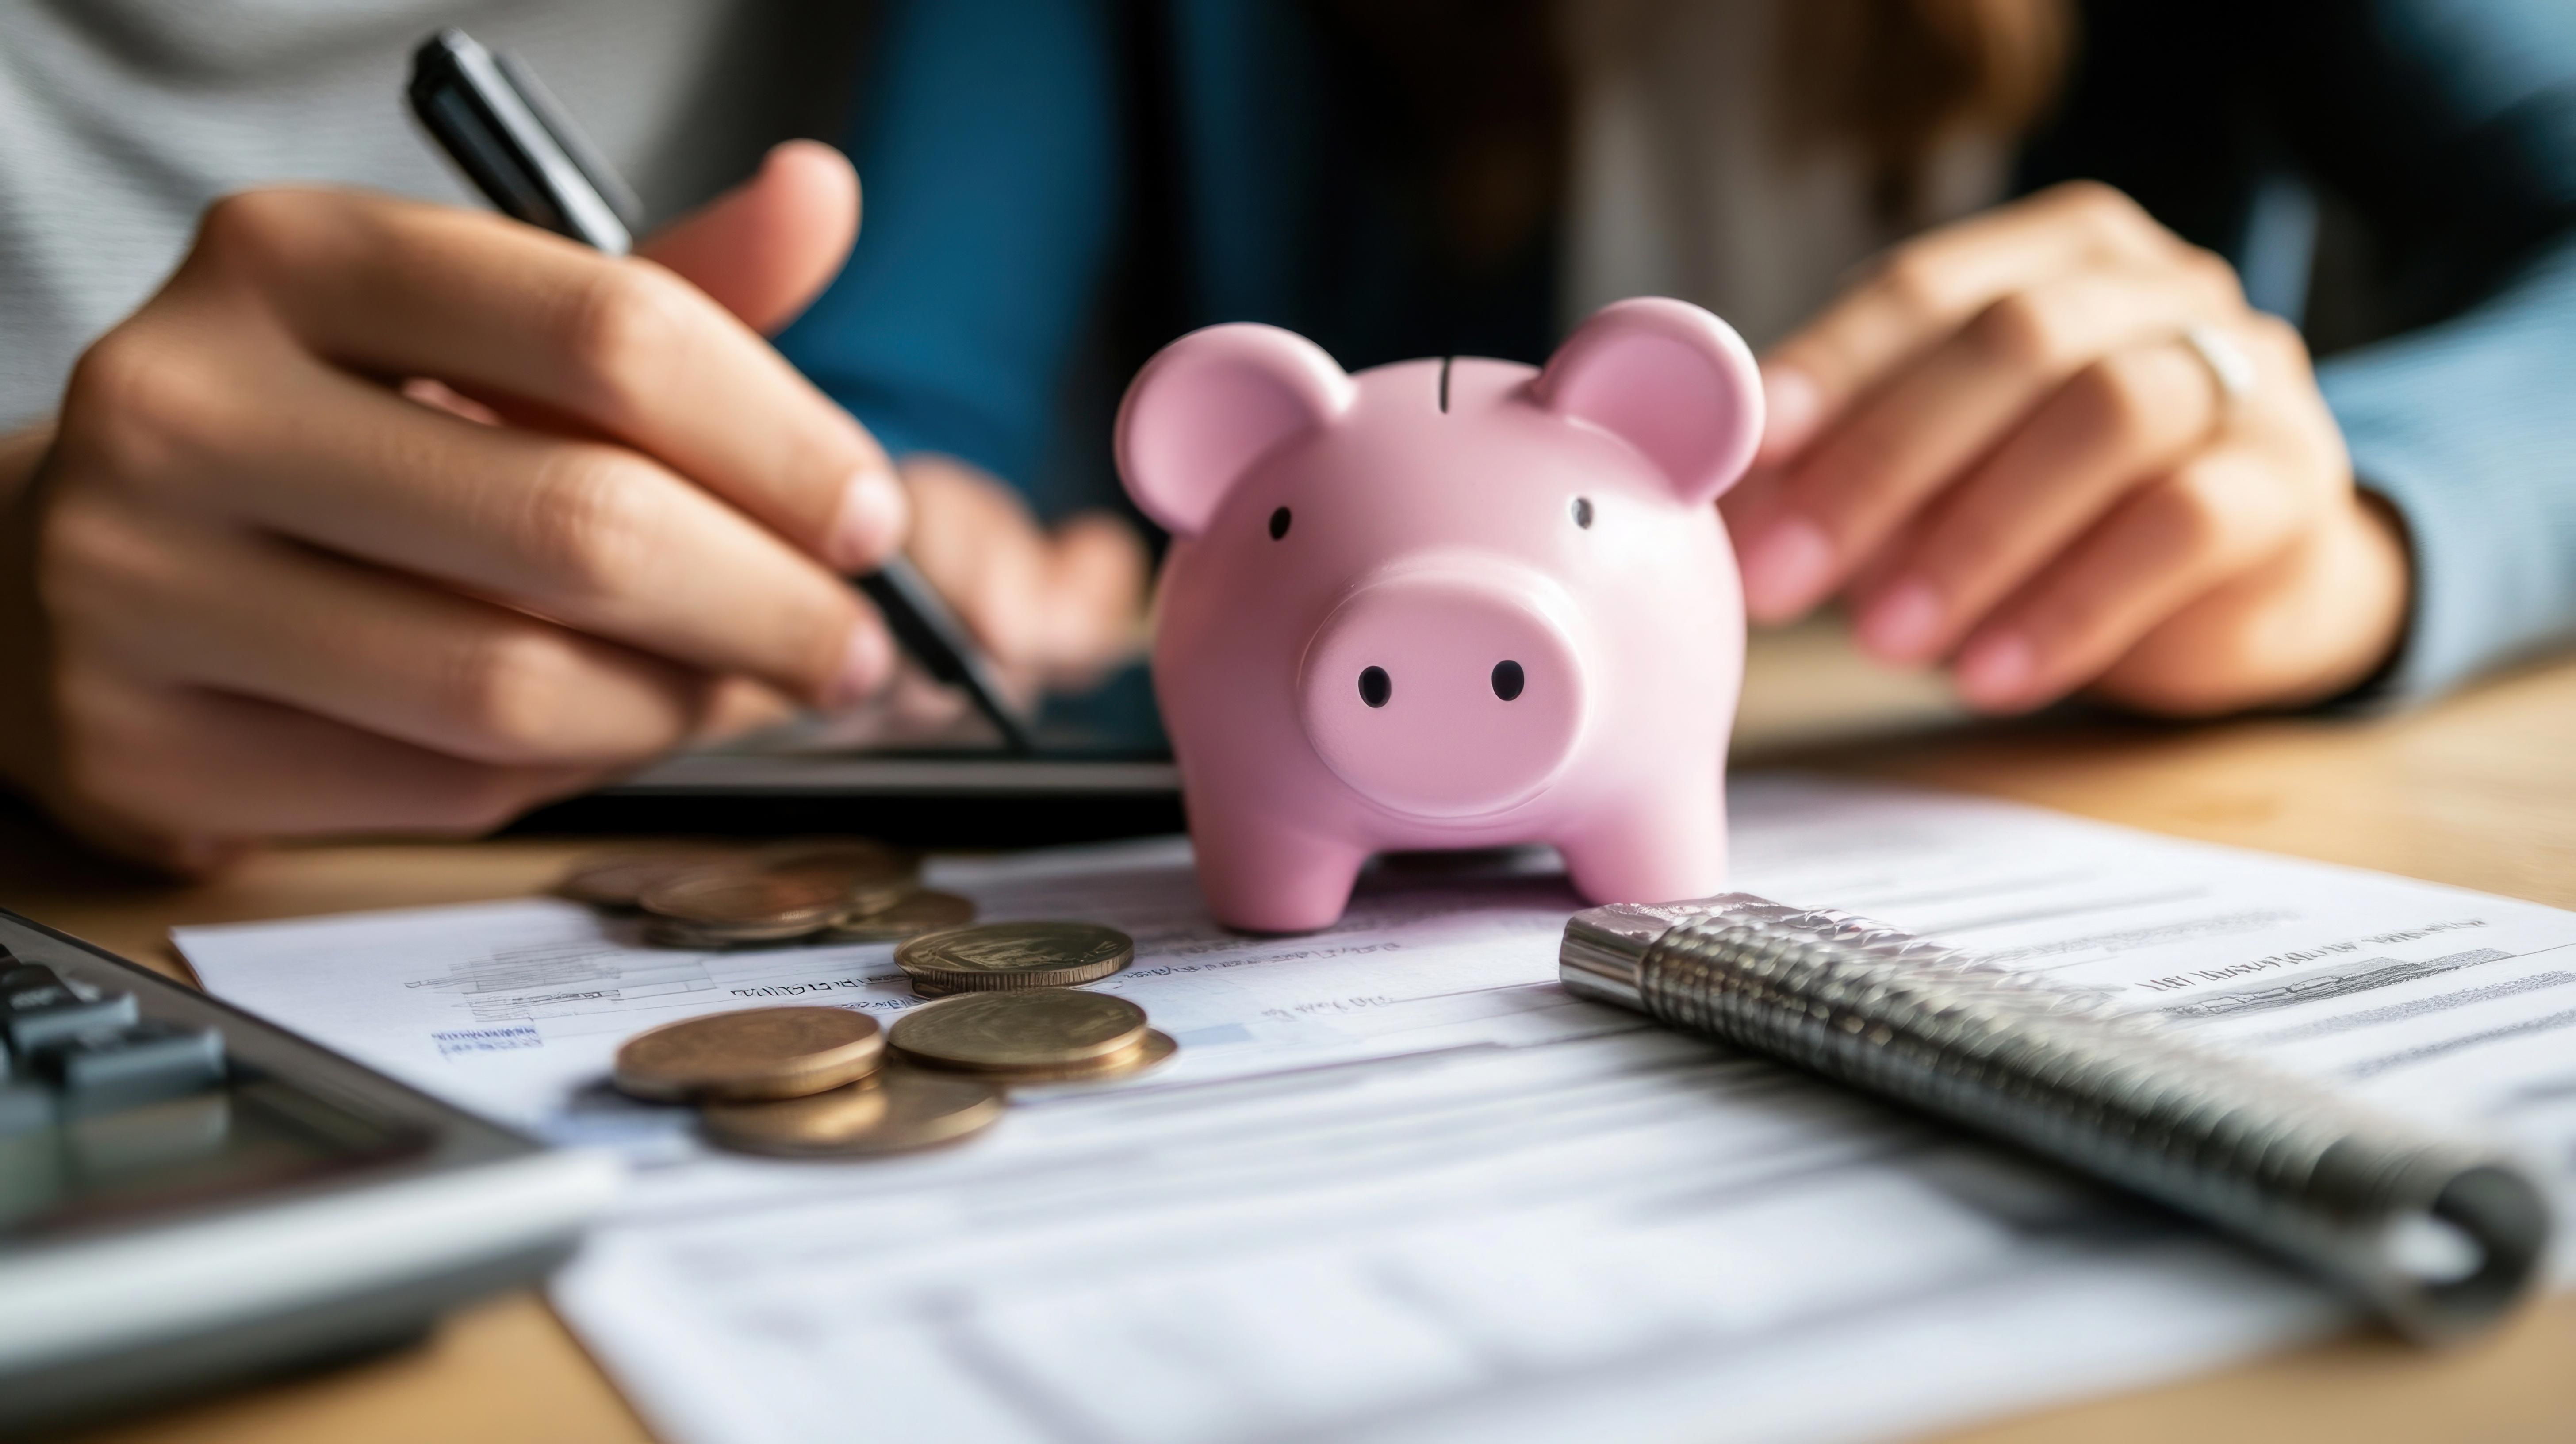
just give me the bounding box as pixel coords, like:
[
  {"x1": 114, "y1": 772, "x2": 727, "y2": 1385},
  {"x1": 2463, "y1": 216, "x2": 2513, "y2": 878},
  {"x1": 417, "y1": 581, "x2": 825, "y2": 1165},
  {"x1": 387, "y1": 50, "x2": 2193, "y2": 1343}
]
[{"x1": 1296, "y1": 568, "x2": 1589, "y2": 819}]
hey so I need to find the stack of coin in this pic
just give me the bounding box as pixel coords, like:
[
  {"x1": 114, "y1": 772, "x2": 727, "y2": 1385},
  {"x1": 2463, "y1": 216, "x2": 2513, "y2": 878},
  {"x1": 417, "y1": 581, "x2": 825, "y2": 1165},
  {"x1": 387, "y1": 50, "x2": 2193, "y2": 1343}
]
[
  {"x1": 612, "y1": 1004, "x2": 1005, "y2": 1157},
  {"x1": 614, "y1": 1006, "x2": 886, "y2": 1101},
  {"x1": 637, "y1": 865, "x2": 857, "y2": 949},
  {"x1": 818, "y1": 888, "x2": 979, "y2": 944},
  {"x1": 894, "y1": 922, "x2": 1134, "y2": 997},
  {"x1": 700, "y1": 1070, "x2": 1005, "y2": 1158},
  {"x1": 887, "y1": 989, "x2": 1177, "y2": 1085},
  {"x1": 555, "y1": 848, "x2": 747, "y2": 910},
  {"x1": 553, "y1": 839, "x2": 979, "y2": 949},
  {"x1": 758, "y1": 841, "x2": 919, "y2": 916}
]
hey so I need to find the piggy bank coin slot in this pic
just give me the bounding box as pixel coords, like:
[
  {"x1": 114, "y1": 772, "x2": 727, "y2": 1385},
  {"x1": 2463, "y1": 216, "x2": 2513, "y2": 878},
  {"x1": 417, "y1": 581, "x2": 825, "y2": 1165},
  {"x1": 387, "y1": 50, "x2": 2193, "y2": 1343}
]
[
  {"x1": 1572, "y1": 497, "x2": 1594, "y2": 529},
  {"x1": 1269, "y1": 506, "x2": 1292, "y2": 540},
  {"x1": 1358, "y1": 666, "x2": 1392, "y2": 708},
  {"x1": 1491, "y1": 661, "x2": 1525, "y2": 700}
]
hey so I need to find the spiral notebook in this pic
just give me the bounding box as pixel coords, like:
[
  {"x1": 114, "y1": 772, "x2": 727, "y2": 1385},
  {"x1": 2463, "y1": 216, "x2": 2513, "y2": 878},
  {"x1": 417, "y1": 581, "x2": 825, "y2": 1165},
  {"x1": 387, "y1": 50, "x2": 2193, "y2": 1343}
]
[{"x1": 1562, "y1": 895, "x2": 2551, "y2": 1342}]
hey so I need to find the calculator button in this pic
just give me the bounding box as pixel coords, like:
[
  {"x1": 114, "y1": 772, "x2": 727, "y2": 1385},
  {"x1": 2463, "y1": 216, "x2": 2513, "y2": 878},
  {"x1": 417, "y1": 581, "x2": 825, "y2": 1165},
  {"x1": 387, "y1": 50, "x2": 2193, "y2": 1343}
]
[
  {"x1": 1, "y1": 962, "x2": 77, "y2": 1008},
  {"x1": 1, "y1": 964, "x2": 140, "y2": 1053},
  {"x1": 0, "y1": 1078, "x2": 53, "y2": 1137},
  {"x1": 0, "y1": 1119, "x2": 62, "y2": 1230},
  {"x1": 54, "y1": 1024, "x2": 225, "y2": 1115},
  {"x1": 65, "y1": 1091, "x2": 232, "y2": 1175}
]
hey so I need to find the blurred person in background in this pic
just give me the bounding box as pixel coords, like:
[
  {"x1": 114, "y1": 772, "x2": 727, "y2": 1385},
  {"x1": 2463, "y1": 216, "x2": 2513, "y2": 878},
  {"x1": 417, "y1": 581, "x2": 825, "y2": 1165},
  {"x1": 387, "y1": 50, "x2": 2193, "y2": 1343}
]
[
  {"x1": 3, "y1": 0, "x2": 2572, "y2": 871},
  {"x1": 796, "y1": 0, "x2": 2576, "y2": 722}
]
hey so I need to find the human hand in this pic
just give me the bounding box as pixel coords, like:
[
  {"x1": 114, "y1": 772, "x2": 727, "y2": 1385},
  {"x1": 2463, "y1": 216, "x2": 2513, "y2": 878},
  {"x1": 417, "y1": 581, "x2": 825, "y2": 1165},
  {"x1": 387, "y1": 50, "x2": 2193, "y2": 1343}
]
[
  {"x1": 1722, "y1": 182, "x2": 2410, "y2": 718},
  {"x1": 893, "y1": 453, "x2": 1149, "y2": 715},
  {"x1": 0, "y1": 141, "x2": 902, "y2": 869}
]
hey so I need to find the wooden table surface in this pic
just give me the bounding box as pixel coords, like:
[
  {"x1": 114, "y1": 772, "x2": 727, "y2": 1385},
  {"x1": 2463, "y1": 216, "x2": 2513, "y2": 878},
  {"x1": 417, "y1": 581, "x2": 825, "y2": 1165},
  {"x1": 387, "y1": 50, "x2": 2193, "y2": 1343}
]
[{"x1": 9, "y1": 626, "x2": 2576, "y2": 1444}]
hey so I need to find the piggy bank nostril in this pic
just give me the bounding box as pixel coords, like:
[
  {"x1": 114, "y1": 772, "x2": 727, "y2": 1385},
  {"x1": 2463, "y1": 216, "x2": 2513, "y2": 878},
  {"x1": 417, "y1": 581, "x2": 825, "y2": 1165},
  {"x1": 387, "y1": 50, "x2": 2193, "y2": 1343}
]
[
  {"x1": 1358, "y1": 666, "x2": 1392, "y2": 708},
  {"x1": 1491, "y1": 660, "x2": 1525, "y2": 701}
]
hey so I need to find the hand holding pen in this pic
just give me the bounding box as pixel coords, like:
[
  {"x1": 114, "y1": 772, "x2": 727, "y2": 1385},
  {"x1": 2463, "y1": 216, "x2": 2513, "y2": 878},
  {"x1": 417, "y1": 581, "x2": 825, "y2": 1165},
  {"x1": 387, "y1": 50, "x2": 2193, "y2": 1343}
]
[
  {"x1": 1, "y1": 39, "x2": 1022, "y2": 870},
  {"x1": 410, "y1": 30, "x2": 1033, "y2": 751}
]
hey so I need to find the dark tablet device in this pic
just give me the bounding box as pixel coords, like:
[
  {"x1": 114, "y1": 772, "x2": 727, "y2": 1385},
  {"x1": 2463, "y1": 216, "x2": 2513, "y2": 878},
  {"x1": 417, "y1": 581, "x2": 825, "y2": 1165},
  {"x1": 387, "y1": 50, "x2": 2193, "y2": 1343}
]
[
  {"x1": 0, "y1": 911, "x2": 617, "y2": 1435},
  {"x1": 516, "y1": 662, "x2": 1184, "y2": 847}
]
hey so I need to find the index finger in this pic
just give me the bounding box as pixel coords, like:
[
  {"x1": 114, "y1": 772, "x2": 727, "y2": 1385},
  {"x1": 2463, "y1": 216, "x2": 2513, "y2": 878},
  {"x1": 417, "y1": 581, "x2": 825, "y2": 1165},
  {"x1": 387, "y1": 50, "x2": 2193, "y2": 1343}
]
[
  {"x1": 1758, "y1": 182, "x2": 2181, "y2": 466},
  {"x1": 201, "y1": 188, "x2": 902, "y2": 574}
]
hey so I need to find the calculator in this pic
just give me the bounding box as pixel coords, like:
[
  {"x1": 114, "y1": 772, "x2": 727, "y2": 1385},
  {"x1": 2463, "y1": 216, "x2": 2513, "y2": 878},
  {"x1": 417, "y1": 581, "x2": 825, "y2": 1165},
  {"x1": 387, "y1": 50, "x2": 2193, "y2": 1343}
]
[{"x1": 0, "y1": 908, "x2": 618, "y2": 1434}]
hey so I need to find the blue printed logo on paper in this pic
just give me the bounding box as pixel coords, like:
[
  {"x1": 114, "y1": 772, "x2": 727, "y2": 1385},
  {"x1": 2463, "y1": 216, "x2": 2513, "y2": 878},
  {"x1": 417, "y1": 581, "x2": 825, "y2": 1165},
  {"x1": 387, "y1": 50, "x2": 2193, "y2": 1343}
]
[{"x1": 433, "y1": 1024, "x2": 544, "y2": 1056}]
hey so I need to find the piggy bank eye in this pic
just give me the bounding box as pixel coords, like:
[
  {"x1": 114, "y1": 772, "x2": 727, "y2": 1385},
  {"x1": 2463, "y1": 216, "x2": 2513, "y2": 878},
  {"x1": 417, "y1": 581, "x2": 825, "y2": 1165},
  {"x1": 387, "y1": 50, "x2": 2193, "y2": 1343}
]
[
  {"x1": 1269, "y1": 506, "x2": 1292, "y2": 540},
  {"x1": 1572, "y1": 497, "x2": 1595, "y2": 529}
]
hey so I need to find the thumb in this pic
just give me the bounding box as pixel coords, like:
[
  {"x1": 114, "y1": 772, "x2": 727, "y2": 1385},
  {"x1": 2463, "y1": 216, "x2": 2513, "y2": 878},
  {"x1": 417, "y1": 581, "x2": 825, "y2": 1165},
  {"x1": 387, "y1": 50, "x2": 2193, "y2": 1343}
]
[{"x1": 640, "y1": 139, "x2": 859, "y2": 335}]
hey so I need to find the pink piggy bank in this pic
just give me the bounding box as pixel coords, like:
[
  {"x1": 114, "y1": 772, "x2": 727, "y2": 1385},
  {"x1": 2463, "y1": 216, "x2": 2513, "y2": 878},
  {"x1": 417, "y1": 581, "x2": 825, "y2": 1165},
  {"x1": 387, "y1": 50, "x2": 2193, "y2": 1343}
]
[{"x1": 1116, "y1": 298, "x2": 1762, "y2": 933}]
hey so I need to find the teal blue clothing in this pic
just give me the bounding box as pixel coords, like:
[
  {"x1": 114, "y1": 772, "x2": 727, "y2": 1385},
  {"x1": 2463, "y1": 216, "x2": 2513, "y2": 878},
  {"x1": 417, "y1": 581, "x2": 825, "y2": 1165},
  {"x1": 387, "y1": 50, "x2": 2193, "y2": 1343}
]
[{"x1": 776, "y1": 0, "x2": 2576, "y2": 701}]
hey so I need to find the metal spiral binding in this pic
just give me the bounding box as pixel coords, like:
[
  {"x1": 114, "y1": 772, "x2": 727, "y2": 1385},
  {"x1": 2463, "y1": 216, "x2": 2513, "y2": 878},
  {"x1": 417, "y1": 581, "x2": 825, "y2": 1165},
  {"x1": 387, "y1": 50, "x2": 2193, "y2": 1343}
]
[{"x1": 1559, "y1": 897, "x2": 2551, "y2": 1341}]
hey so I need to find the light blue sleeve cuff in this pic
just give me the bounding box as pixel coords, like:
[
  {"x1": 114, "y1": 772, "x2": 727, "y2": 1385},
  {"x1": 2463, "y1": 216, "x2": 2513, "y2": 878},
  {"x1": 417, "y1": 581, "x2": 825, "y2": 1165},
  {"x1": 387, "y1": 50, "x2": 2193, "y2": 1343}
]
[{"x1": 2318, "y1": 238, "x2": 2576, "y2": 701}]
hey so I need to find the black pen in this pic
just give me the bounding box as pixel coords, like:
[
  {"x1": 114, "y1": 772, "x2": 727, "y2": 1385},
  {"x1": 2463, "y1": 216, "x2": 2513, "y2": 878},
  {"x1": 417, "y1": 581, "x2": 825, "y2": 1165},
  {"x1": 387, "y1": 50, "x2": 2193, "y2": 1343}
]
[{"x1": 406, "y1": 28, "x2": 1035, "y2": 753}]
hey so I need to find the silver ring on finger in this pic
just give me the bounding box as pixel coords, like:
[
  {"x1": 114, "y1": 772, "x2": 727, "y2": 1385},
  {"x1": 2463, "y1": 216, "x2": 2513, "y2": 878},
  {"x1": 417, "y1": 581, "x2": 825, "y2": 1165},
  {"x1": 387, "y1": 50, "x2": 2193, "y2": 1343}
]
[{"x1": 2178, "y1": 323, "x2": 2255, "y2": 423}]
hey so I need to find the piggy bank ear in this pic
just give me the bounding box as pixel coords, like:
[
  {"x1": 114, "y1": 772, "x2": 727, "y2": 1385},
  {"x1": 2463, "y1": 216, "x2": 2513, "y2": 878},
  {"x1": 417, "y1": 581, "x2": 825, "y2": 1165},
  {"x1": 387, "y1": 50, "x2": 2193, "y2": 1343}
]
[
  {"x1": 1116, "y1": 323, "x2": 1354, "y2": 537},
  {"x1": 1533, "y1": 298, "x2": 1763, "y2": 505}
]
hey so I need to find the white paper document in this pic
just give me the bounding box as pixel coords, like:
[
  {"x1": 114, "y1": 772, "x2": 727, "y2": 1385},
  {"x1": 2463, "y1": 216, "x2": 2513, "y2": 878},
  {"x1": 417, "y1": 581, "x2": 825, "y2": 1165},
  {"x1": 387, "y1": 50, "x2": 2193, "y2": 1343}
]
[{"x1": 174, "y1": 776, "x2": 2576, "y2": 1444}]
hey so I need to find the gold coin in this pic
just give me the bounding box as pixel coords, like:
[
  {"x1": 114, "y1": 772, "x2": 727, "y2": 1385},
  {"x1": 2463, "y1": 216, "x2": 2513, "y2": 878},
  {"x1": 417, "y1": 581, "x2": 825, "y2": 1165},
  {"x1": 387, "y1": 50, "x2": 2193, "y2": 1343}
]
[
  {"x1": 888, "y1": 989, "x2": 1147, "y2": 1071},
  {"x1": 757, "y1": 840, "x2": 920, "y2": 917},
  {"x1": 699, "y1": 1067, "x2": 1004, "y2": 1157},
  {"x1": 555, "y1": 849, "x2": 742, "y2": 910},
  {"x1": 818, "y1": 890, "x2": 978, "y2": 944},
  {"x1": 639, "y1": 864, "x2": 852, "y2": 940},
  {"x1": 613, "y1": 1006, "x2": 884, "y2": 1102},
  {"x1": 643, "y1": 916, "x2": 788, "y2": 951},
  {"x1": 988, "y1": 1028, "x2": 1178, "y2": 1085},
  {"x1": 895, "y1": 921, "x2": 1133, "y2": 994}
]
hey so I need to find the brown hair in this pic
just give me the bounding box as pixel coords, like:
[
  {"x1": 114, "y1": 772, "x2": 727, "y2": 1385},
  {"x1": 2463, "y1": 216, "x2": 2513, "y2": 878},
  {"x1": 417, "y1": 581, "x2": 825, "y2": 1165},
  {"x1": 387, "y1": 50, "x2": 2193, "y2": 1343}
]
[
  {"x1": 1310, "y1": 0, "x2": 2074, "y2": 265},
  {"x1": 1785, "y1": 0, "x2": 2075, "y2": 222}
]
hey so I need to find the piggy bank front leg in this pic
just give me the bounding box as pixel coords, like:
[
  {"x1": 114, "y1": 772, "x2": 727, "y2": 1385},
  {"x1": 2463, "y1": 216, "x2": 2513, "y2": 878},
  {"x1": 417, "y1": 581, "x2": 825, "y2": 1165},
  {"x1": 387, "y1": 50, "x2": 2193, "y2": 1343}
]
[
  {"x1": 1188, "y1": 814, "x2": 1371, "y2": 934},
  {"x1": 1556, "y1": 784, "x2": 1728, "y2": 907}
]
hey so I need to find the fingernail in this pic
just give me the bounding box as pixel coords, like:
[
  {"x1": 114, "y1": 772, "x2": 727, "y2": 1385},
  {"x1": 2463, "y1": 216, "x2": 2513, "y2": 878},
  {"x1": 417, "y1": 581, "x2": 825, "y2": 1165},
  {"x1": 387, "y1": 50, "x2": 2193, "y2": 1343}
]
[
  {"x1": 1758, "y1": 363, "x2": 1823, "y2": 463},
  {"x1": 1956, "y1": 632, "x2": 2036, "y2": 709},
  {"x1": 825, "y1": 620, "x2": 893, "y2": 709},
  {"x1": 824, "y1": 465, "x2": 907, "y2": 573},
  {"x1": 1857, "y1": 577, "x2": 1944, "y2": 662},
  {"x1": 1740, "y1": 515, "x2": 1836, "y2": 621}
]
